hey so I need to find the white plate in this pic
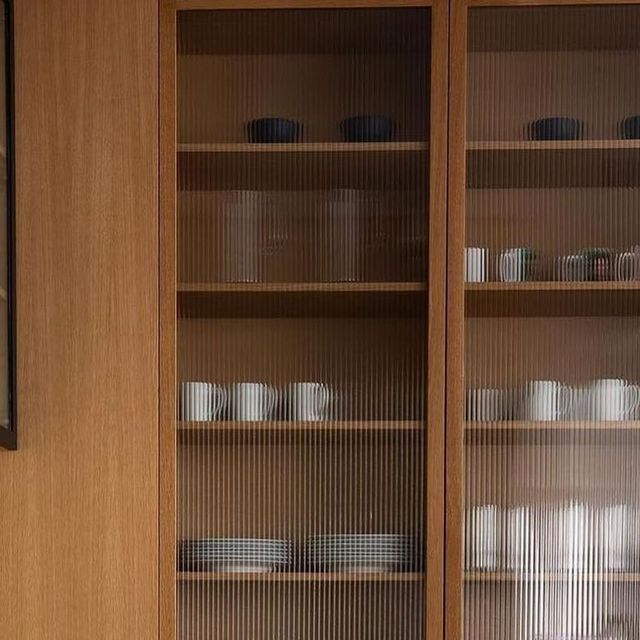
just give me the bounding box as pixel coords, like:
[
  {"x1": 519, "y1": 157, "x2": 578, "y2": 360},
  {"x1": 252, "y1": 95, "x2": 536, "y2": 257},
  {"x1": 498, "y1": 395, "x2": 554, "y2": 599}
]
[
  {"x1": 307, "y1": 553, "x2": 413, "y2": 562},
  {"x1": 182, "y1": 561, "x2": 283, "y2": 573},
  {"x1": 312, "y1": 561, "x2": 410, "y2": 573},
  {"x1": 308, "y1": 535, "x2": 413, "y2": 541},
  {"x1": 181, "y1": 551, "x2": 290, "y2": 557},
  {"x1": 180, "y1": 551, "x2": 291, "y2": 562}
]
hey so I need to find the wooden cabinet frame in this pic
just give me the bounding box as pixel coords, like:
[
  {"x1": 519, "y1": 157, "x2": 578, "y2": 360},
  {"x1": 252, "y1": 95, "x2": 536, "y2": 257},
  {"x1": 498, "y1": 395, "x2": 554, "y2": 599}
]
[
  {"x1": 160, "y1": 2, "x2": 447, "y2": 639},
  {"x1": 160, "y1": 1, "x2": 640, "y2": 639}
]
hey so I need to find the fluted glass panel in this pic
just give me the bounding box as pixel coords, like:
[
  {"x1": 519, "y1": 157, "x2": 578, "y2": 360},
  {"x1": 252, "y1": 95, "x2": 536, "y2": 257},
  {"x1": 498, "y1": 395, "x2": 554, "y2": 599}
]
[
  {"x1": 464, "y1": 6, "x2": 640, "y2": 640},
  {"x1": 176, "y1": 9, "x2": 431, "y2": 640}
]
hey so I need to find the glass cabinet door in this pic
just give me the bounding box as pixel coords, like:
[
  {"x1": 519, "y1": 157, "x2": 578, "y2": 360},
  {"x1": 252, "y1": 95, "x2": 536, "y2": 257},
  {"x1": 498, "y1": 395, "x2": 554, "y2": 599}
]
[
  {"x1": 450, "y1": 4, "x2": 640, "y2": 640},
  {"x1": 167, "y1": 5, "x2": 447, "y2": 640}
]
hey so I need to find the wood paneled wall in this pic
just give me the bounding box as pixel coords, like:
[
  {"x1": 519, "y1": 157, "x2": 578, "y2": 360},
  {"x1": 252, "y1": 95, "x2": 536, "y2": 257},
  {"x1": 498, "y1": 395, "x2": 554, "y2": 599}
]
[{"x1": 0, "y1": 1, "x2": 159, "y2": 638}]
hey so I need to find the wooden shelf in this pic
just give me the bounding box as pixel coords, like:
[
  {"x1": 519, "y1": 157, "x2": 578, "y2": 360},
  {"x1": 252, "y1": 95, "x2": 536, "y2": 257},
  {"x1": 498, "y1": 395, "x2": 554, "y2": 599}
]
[
  {"x1": 179, "y1": 420, "x2": 422, "y2": 444},
  {"x1": 467, "y1": 140, "x2": 640, "y2": 188},
  {"x1": 179, "y1": 142, "x2": 427, "y2": 153},
  {"x1": 466, "y1": 572, "x2": 640, "y2": 584},
  {"x1": 178, "y1": 282, "x2": 426, "y2": 318},
  {"x1": 468, "y1": 140, "x2": 640, "y2": 152},
  {"x1": 181, "y1": 282, "x2": 424, "y2": 293},
  {"x1": 467, "y1": 420, "x2": 640, "y2": 431},
  {"x1": 178, "y1": 144, "x2": 428, "y2": 190},
  {"x1": 467, "y1": 282, "x2": 640, "y2": 291},
  {"x1": 466, "y1": 421, "x2": 640, "y2": 445},
  {"x1": 465, "y1": 282, "x2": 640, "y2": 317},
  {"x1": 178, "y1": 571, "x2": 424, "y2": 583}
]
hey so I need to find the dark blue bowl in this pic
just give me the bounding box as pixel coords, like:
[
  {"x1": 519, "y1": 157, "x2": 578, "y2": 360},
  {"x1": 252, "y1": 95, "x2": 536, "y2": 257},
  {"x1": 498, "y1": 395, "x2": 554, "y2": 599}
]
[
  {"x1": 620, "y1": 116, "x2": 640, "y2": 140},
  {"x1": 528, "y1": 117, "x2": 583, "y2": 141},
  {"x1": 340, "y1": 115, "x2": 395, "y2": 142},
  {"x1": 247, "y1": 118, "x2": 301, "y2": 143}
]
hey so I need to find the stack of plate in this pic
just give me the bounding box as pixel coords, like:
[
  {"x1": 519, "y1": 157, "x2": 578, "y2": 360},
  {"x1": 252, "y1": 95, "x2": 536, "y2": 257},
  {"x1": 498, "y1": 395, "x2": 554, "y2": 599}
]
[
  {"x1": 304, "y1": 534, "x2": 417, "y2": 573},
  {"x1": 179, "y1": 538, "x2": 292, "y2": 573}
]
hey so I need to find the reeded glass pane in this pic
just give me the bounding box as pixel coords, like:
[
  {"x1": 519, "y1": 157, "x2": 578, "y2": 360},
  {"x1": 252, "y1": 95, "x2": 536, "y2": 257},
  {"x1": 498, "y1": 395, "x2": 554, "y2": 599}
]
[
  {"x1": 464, "y1": 6, "x2": 640, "y2": 640},
  {"x1": 176, "y1": 9, "x2": 431, "y2": 640}
]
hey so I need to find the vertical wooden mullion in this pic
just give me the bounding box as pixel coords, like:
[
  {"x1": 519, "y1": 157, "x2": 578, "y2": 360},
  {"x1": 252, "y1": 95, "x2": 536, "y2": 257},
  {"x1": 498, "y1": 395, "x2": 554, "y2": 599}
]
[
  {"x1": 159, "y1": 1, "x2": 177, "y2": 639},
  {"x1": 446, "y1": 3, "x2": 468, "y2": 640},
  {"x1": 426, "y1": 3, "x2": 449, "y2": 640}
]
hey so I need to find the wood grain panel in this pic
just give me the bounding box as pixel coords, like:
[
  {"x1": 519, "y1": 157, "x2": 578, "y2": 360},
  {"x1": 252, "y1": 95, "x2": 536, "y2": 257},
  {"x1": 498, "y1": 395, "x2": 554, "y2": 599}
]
[{"x1": 0, "y1": 1, "x2": 158, "y2": 638}]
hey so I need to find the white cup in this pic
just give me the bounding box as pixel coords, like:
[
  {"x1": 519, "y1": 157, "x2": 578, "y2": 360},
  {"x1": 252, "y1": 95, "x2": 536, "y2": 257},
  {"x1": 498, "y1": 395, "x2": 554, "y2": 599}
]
[
  {"x1": 615, "y1": 251, "x2": 640, "y2": 282},
  {"x1": 284, "y1": 382, "x2": 331, "y2": 421},
  {"x1": 228, "y1": 382, "x2": 276, "y2": 421},
  {"x1": 506, "y1": 506, "x2": 531, "y2": 572},
  {"x1": 498, "y1": 248, "x2": 535, "y2": 282},
  {"x1": 464, "y1": 247, "x2": 488, "y2": 283},
  {"x1": 555, "y1": 503, "x2": 589, "y2": 572},
  {"x1": 180, "y1": 381, "x2": 226, "y2": 422},
  {"x1": 522, "y1": 380, "x2": 572, "y2": 421},
  {"x1": 599, "y1": 504, "x2": 630, "y2": 571},
  {"x1": 568, "y1": 385, "x2": 588, "y2": 420},
  {"x1": 466, "y1": 504, "x2": 500, "y2": 571},
  {"x1": 465, "y1": 388, "x2": 505, "y2": 421},
  {"x1": 585, "y1": 378, "x2": 640, "y2": 421},
  {"x1": 556, "y1": 254, "x2": 587, "y2": 282}
]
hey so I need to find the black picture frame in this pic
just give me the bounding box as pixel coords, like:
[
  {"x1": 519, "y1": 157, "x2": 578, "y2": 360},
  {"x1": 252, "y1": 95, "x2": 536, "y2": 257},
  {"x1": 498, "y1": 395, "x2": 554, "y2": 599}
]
[{"x1": 0, "y1": 0, "x2": 16, "y2": 450}]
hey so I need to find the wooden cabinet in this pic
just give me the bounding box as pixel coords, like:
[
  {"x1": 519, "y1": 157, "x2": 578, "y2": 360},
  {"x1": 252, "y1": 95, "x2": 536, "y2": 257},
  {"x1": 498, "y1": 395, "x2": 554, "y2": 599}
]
[{"x1": 161, "y1": 2, "x2": 640, "y2": 640}]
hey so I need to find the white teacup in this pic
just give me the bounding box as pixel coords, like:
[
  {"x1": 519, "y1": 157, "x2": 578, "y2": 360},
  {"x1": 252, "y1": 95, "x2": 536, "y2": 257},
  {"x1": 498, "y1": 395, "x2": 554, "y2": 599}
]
[
  {"x1": 556, "y1": 254, "x2": 587, "y2": 282},
  {"x1": 465, "y1": 504, "x2": 500, "y2": 571},
  {"x1": 284, "y1": 382, "x2": 331, "y2": 421},
  {"x1": 180, "y1": 381, "x2": 226, "y2": 422},
  {"x1": 522, "y1": 380, "x2": 572, "y2": 421},
  {"x1": 615, "y1": 251, "x2": 640, "y2": 282},
  {"x1": 600, "y1": 504, "x2": 630, "y2": 571},
  {"x1": 465, "y1": 247, "x2": 488, "y2": 283},
  {"x1": 506, "y1": 506, "x2": 531, "y2": 571},
  {"x1": 585, "y1": 378, "x2": 640, "y2": 421},
  {"x1": 555, "y1": 503, "x2": 589, "y2": 572},
  {"x1": 498, "y1": 248, "x2": 535, "y2": 283},
  {"x1": 228, "y1": 382, "x2": 276, "y2": 421}
]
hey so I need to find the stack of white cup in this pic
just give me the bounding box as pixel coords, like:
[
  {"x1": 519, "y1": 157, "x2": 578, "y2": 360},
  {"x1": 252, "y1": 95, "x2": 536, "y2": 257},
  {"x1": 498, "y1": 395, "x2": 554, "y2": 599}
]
[
  {"x1": 466, "y1": 378, "x2": 640, "y2": 422},
  {"x1": 465, "y1": 502, "x2": 638, "y2": 572},
  {"x1": 179, "y1": 380, "x2": 333, "y2": 422},
  {"x1": 464, "y1": 247, "x2": 488, "y2": 282}
]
